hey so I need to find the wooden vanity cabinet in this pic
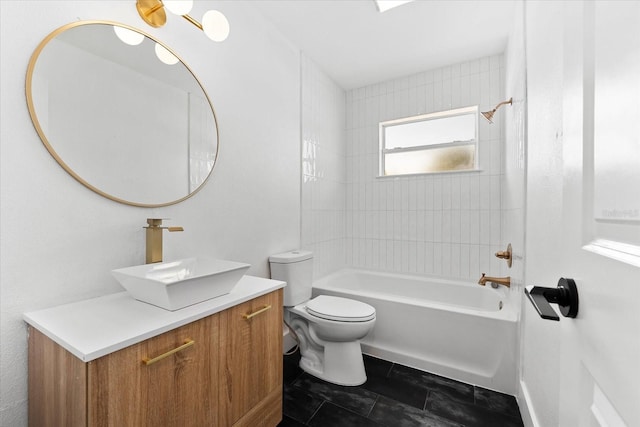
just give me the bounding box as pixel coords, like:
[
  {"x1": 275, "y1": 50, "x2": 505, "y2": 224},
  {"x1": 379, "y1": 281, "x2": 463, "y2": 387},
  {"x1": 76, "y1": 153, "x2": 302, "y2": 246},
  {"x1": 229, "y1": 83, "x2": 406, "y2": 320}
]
[
  {"x1": 219, "y1": 289, "x2": 283, "y2": 427},
  {"x1": 87, "y1": 314, "x2": 219, "y2": 426},
  {"x1": 28, "y1": 289, "x2": 283, "y2": 427}
]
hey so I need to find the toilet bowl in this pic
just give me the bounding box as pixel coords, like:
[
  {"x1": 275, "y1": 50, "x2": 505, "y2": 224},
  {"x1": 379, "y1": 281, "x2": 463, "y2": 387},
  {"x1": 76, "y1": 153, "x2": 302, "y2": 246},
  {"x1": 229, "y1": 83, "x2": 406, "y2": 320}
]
[
  {"x1": 269, "y1": 251, "x2": 376, "y2": 386},
  {"x1": 287, "y1": 295, "x2": 375, "y2": 386}
]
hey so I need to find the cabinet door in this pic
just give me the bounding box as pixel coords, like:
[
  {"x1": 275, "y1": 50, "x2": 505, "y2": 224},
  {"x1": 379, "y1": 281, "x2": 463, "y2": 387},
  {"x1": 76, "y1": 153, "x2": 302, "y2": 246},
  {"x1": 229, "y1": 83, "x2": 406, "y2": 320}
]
[
  {"x1": 87, "y1": 314, "x2": 219, "y2": 427},
  {"x1": 28, "y1": 327, "x2": 87, "y2": 427},
  {"x1": 219, "y1": 290, "x2": 283, "y2": 426}
]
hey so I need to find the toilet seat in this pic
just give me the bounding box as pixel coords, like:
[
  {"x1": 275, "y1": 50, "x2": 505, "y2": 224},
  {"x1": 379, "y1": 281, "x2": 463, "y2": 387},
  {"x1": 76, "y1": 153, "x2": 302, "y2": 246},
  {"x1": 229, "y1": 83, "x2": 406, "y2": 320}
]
[{"x1": 306, "y1": 295, "x2": 376, "y2": 322}]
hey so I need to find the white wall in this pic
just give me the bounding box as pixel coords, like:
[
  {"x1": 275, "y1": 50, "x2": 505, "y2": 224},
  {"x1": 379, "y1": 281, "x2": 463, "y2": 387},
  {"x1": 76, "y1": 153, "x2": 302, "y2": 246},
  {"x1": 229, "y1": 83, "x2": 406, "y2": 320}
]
[
  {"x1": 0, "y1": 1, "x2": 300, "y2": 425},
  {"x1": 300, "y1": 54, "x2": 347, "y2": 279},
  {"x1": 502, "y1": 0, "x2": 528, "y2": 399},
  {"x1": 519, "y1": 1, "x2": 565, "y2": 426},
  {"x1": 345, "y1": 56, "x2": 505, "y2": 281}
]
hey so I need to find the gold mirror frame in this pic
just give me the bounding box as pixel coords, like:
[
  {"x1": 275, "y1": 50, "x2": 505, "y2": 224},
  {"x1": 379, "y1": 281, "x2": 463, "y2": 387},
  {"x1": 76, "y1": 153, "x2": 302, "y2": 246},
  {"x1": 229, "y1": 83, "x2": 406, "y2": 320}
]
[{"x1": 26, "y1": 20, "x2": 219, "y2": 207}]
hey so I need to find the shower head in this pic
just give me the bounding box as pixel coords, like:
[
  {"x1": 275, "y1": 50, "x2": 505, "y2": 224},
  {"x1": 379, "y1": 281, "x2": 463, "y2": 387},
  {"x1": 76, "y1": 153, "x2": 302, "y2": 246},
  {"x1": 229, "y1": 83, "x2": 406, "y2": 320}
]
[
  {"x1": 481, "y1": 98, "x2": 513, "y2": 124},
  {"x1": 481, "y1": 110, "x2": 496, "y2": 123}
]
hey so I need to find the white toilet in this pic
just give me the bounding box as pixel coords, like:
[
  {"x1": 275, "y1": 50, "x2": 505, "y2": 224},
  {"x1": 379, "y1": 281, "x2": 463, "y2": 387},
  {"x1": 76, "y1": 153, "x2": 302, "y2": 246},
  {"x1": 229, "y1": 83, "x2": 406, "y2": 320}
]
[{"x1": 269, "y1": 250, "x2": 376, "y2": 386}]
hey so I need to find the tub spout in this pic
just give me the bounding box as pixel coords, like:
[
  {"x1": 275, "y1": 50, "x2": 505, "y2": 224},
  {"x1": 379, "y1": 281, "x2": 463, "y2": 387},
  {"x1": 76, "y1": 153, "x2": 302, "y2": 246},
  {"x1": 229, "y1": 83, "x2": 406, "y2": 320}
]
[{"x1": 478, "y1": 273, "x2": 510, "y2": 288}]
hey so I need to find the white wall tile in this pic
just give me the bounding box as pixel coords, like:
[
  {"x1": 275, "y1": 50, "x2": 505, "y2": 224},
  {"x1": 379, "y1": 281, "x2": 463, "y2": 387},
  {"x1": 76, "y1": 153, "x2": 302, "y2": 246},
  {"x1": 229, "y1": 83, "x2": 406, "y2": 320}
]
[
  {"x1": 408, "y1": 179, "x2": 417, "y2": 211},
  {"x1": 480, "y1": 57, "x2": 490, "y2": 72},
  {"x1": 470, "y1": 210, "x2": 480, "y2": 244},
  {"x1": 416, "y1": 241, "x2": 426, "y2": 273},
  {"x1": 433, "y1": 210, "x2": 443, "y2": 243},
  {"x1": 442, "y1": 213, "x2": 452, "y2": 243},
  {"x1": 442, "y1": 79, "x2": 453, "y2": 109},
  {"x1": 433, "y1": 178, "x2": 443, "y2": 210},
  {"x1": 451, "y1": 77, "x2": 462, "y2": 109},
  {"x1": 460, "y1": 210, "x2": 471, "y2": 244},
  {"x1": 394, "y1": 240, "x2": 402, "y2": 270},
  {"x1": 450, "y1": 244, "x2": 461, "y2": 277},
  {"x1": 345, "y1": 55, "x2": 504, "y2": 281},
  {"x1": 460, "y1": 61, "x2": 470, "y2": 76},
  {"x1": 408, "y1": 241, "x2": 417, "y2": 273},
  {"x1": 409, "y1": 211, "x2": 417, "y2": 241},
  {"x1": 425, "y1": 83, "x2": 435, "y2": 113},
  {"x1": 480, "y1": 210, "x2": 491, "y2": 244},
  {"x1": 451, "y1": 210, "x2": 461, "y2": 243},
  {"x1": 469, "y1": 244, "x2": 480, "y2": 277},
  {"x1": 301, "y1": 55, "x2": 346, "y2": 278},
  {"x1": 442, "y1": 243, "x2": 452, "y2": 275},
  {"x1": 442, "y1": 177, "x2": 452, "y2": 210},
  {"x1": 460, "y1": 244, "x2": 471, "y2": 279},
  {"x1": 416, "y1": 179, "x2": 426, "y2": 210},
  {"x1": 451, "y1": 63, "x2": 461, "y2": 80}
]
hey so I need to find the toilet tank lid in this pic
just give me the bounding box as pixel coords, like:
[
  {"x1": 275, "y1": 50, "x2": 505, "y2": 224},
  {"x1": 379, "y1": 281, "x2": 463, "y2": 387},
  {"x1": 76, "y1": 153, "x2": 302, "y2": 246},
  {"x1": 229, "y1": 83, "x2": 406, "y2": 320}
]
[{"x1": 269, "y1": 250, "x2": 313, "y2": 263}]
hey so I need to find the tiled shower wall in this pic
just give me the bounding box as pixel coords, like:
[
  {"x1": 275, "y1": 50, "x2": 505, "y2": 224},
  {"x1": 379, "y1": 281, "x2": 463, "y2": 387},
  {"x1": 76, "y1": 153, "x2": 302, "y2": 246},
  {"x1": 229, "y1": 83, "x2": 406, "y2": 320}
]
[
  {"x1": 503, "y1": 3, "x2": 527, "y2": 312},
  {"x1": 345, "y1": 56, "x2": 506, "y2": 281},
  {"x1": 300, "y1": 54, "x2": 346, "y2": 278}
]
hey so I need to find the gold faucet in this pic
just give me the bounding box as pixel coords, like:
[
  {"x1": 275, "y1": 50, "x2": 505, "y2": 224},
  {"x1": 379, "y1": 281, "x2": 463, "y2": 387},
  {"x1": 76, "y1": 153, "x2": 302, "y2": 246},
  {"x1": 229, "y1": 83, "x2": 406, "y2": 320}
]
[
  {"x1": 144, "y1": 218, "x2": 183, "y2": 264},
  {"x1": 478, "y1": 273, "x2": 511, "y2": 288}
]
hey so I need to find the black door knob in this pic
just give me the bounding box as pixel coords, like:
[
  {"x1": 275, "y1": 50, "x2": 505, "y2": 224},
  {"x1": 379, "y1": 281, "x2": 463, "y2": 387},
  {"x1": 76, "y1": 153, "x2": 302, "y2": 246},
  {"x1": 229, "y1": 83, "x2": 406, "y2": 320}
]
[{"x1": 525, "y1": 278, "x2": 579, "y2": 321}]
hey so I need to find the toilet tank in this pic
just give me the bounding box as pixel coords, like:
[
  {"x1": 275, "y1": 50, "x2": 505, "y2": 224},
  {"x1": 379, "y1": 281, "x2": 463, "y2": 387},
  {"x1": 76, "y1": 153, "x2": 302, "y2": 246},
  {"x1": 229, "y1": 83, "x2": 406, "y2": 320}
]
[{"x1": 269, "y1": 250, "x2": 313, "y2": 306}]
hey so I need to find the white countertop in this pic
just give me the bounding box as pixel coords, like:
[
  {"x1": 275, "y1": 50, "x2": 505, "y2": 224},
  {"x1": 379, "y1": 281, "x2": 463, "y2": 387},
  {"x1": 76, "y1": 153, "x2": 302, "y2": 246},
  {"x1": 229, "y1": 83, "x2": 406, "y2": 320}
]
[{"x1": 24, "y1": 275, "x2": 285, "y2": 362}]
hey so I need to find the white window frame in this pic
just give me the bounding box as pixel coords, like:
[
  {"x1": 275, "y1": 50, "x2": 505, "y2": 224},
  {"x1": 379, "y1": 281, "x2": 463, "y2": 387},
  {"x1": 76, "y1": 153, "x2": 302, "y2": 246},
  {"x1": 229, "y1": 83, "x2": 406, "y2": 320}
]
[{"x1": 379, "y1": 106, "x2": 479, "y2": 177}]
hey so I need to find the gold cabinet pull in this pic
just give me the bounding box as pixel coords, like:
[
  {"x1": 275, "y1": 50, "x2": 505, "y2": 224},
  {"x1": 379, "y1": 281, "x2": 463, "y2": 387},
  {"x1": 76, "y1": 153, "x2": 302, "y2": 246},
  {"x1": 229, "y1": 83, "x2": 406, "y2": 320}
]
[
  {"x1": 242, "y1": 305, "x2": 272, "y2": 320},
  {"x1": 142, "y1": 339, "x2": 194, "y2": 366}
]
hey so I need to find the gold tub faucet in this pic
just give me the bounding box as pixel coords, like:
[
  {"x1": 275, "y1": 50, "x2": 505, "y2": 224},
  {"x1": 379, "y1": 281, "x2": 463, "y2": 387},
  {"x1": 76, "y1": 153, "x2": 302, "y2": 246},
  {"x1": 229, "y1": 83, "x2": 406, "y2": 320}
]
[
  {"x1": 478, "y1": 273, "x2": 511, "y2": 288},
  {"x1": 144, "y1": 218, "x2": 183, "y2": 264}
]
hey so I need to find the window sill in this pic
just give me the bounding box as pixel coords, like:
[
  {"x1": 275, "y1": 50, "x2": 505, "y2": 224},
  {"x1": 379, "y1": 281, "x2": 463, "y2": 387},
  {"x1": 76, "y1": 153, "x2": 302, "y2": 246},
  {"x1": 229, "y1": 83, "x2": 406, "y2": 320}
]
[{"x1": 376, "y1": 169, "x2": 483, "y2": 179}]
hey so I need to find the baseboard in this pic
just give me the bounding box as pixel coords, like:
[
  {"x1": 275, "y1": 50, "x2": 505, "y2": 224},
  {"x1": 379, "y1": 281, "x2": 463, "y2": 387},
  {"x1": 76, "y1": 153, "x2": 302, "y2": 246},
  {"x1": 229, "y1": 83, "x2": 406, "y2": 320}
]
[{"x1": 518, "y1": 380, "x2": 540, "y2": 427}]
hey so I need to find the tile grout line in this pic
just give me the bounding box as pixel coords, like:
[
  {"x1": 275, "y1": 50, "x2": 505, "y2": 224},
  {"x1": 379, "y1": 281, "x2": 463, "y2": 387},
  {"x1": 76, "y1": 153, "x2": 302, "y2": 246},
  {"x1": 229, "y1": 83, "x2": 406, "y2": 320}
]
[
  {"x1": 385, "y1": 361, "x2": 395, "y2": 377},
  {"x1": 422, "y1": 390, "x2": 431, "y2": 411},
  {"x1": 305, "y1": 400, "x2": 326, "y2": 425},
  {"x1": 365, "y1": 394, "x2": 381, "y2": 419}
]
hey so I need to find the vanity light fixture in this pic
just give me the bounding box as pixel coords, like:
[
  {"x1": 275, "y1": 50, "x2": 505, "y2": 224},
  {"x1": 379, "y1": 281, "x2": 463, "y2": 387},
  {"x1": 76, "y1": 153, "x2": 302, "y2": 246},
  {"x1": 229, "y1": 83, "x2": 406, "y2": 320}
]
[
  {"x1": 136, "y1": 0, "x2": 230, "y2": 42},
  {"x1": 112, "y1": 24, "x2": 180, "y2": 66},
  {"x1": 481, "y1": 98, "x2": 513, "y2": 124}
]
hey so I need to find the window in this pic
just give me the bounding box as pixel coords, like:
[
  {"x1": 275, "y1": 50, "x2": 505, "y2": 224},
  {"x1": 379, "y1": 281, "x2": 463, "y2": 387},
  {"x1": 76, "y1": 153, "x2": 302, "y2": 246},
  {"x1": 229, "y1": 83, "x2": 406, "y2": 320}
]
[{"x1": 379, "y1": 106, "x2": 478, "y2": 176}]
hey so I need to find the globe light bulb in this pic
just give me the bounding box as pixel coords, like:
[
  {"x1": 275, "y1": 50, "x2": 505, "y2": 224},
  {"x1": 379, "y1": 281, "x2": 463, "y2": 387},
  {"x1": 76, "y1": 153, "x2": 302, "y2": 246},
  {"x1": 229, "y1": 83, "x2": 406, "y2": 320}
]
[
  {"x1": 113, "y1": 26, "x2": 144, "y2": 46},
  {"x1": 162, "y1": 0, "x2": 193, "y2": 16},
  {"x1": 202, "y1": 10, "x2": 230, "y2": 42},
  {"x1": 154, "y1": 43, "x2": 179, "y2": 65}
]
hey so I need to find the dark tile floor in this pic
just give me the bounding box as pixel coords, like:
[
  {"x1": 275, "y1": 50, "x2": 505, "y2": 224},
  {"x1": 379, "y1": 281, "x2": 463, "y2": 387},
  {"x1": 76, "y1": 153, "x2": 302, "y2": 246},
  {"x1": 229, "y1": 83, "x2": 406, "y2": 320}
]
[{"x1": 278, "y1": 351, "x2": 524, "y2": 427}]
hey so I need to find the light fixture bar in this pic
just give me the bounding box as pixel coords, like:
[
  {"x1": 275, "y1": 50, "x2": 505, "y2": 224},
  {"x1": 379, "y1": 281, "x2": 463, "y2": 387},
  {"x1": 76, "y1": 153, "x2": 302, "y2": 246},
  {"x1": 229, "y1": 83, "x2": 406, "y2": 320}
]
[{"x1": 182, "y1": 14, "x2": 203, "y2": 31}]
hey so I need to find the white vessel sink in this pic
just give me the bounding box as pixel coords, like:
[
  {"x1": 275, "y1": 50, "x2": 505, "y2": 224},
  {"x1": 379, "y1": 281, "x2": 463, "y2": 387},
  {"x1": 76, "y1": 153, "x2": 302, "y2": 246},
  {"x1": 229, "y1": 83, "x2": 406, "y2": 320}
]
[{"x1": 112, "y1": 257, "x2": 250, "y2": 311}]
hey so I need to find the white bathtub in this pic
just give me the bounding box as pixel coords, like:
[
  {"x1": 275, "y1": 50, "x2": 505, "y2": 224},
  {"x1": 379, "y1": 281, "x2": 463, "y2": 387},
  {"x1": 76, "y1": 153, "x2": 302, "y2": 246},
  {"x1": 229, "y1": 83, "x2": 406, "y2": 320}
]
[{"x1": 312, "y1": 268, "x2": 517, "y2": 394}]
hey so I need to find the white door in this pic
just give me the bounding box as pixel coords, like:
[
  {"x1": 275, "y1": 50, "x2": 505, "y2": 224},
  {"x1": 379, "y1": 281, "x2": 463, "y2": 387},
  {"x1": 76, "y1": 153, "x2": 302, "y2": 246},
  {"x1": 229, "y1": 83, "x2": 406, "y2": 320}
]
[{"x1": 534, "y1": 1, "x2": 640, "y2": 426}]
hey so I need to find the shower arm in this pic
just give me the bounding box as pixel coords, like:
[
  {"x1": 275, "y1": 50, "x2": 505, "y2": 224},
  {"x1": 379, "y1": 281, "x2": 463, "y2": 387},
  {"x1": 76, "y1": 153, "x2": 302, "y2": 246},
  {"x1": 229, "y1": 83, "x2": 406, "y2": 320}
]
[{"x1": 491, "y1": 98, "x2": 513, "y2": 113}]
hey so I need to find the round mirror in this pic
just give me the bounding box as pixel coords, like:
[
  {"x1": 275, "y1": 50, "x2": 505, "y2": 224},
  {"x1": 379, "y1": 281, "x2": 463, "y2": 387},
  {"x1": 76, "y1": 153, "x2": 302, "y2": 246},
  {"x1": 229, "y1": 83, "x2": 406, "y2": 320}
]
[{"x1": 26, "y1": 21, "x2": 219, "y2": 207}]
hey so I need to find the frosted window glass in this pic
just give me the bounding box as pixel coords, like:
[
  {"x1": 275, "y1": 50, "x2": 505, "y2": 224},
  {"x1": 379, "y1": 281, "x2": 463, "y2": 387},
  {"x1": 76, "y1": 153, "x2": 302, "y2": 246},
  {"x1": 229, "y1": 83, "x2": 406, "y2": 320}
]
[{"x1": 384, "y1": 144, "x2": 475, "y2": 175}]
